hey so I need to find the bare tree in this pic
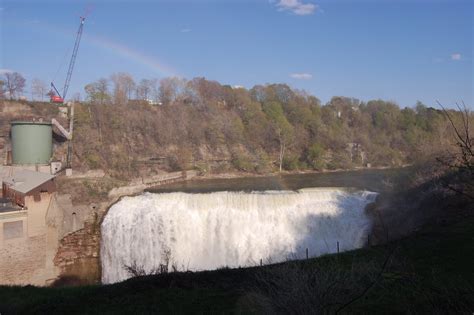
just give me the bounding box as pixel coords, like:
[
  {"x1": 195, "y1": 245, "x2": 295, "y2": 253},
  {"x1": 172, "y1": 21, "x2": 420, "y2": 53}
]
[
  {"x1": 187, "y1": 77, "x2": 224, "y2": 106},
  {"x1": 437, "y1": 101, "x2": 473, "y2": 200},
  {"x1": 96, "y1": 78, "x2": 110, "y2": 104},
  {"x1": 136, "y1": 79, "x2": 152, "y2": 101},
  {"x1": 0, "y1": 80, "x2": 5, "y2": 99},
  {"x1": 125, "y1": 76, "x2": 136, "y2": 101},
  {"x1": 84, "y1": 78, "x2": 110, "y2": 104},
  {"x1": 110, "y1": 72, "x2": 135, "y2": 104},
  {"x1": 3, "y1": 72, "x2": 26, "y2": 100},
  {"x1": 123, "y1": 249, "x2": 174, "y2": 277},
  {"x1": 275, "y1": 123, "x2": 294, "y2": 172},
  {"x1": 159, "y1": 77, "x2": 185, "y2": 105},
  {"x1": 31, "y1": 78, "x2": 48, "y2": 101}
]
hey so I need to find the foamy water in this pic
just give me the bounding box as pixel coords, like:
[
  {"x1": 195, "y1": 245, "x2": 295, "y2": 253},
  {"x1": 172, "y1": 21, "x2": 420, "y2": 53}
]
[{"x1": 101, "y1": 188, "x2": 377, "y2": 284}]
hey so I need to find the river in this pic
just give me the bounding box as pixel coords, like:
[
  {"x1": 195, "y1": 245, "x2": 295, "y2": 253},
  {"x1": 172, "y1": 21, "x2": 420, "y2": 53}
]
[{"x1": 149, "y1": 168, "x2": 403, "y2": 193}]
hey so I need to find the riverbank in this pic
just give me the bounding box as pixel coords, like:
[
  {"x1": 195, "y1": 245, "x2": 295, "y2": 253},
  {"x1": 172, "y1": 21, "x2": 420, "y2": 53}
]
[
  {"x1": 191, "y1": 164, "x2": 406, "y2": 180},
  {"x1": 2, "y1": 207, "x2": 472, "y2": 314}
]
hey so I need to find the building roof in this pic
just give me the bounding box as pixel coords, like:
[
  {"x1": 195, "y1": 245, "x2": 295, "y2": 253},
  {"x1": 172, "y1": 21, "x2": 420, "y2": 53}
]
[{"x1": 3, "y1": 170, "x2": 55, "y2": 194}]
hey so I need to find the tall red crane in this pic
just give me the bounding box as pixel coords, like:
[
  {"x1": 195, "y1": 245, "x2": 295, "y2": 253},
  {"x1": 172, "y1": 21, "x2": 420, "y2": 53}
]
[{"x1": 50, "y1": 16, "x2": 85, "y2": 103}]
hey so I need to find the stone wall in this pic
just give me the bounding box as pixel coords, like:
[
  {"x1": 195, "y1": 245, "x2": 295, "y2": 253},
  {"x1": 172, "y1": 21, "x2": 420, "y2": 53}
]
[{"x1": 53, "y1": 219, "x2": 101, "y2": 284}]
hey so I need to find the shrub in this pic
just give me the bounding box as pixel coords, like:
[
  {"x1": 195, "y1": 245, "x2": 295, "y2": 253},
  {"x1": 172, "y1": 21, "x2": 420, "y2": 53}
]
[
  {"x1": 307, "y1": 143, "x2": 326, "y2": 170},
  {"x1": 232, "y1": 154, "x2": 253, "y2": 172},
  {"x1": 194, "y1": 162, "x2": 210, "y2": 175},
  {"x1": 167, "y1": 155, "x2": 182, "y2": 171},
  {"x1": 85, "y1": 152, "x2": 101, "y2": 169},
  {"x1": 245, "y1": 256, "x2": 379, "y2": 314},
  {"x1": 282, "y1": 154, "x2": 299, "y2": 171}
]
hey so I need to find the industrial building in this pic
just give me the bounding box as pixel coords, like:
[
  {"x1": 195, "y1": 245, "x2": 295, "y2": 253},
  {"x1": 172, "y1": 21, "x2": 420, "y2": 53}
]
[
  {"x1": 0, "y1": 170, "x2": 56, "y2": 237},
  {"x1": 1, "y1": 118, "x2": 61, "y2": 206},
  {"x1": 0, "y1": 114, "x2": 73, "y2": 286},
  {"x1": 2, "y1": 170, "x2": 56, "y2": 208}
]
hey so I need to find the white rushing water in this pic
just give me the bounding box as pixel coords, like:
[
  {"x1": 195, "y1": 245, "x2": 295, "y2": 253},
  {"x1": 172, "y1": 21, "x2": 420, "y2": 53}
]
[{"x1": 101, "y1": 188, "x2": 377, "y2": 284}]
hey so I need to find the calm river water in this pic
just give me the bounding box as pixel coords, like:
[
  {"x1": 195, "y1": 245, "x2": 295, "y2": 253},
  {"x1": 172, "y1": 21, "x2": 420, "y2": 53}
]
[{"x1": 148, "y1": 168, "x2": 408, "y2": 194}]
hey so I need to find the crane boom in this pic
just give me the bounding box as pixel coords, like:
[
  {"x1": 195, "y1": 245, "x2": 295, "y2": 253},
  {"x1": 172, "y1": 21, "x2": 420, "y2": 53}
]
[{"x1": 62, "y1": 16, "x2": 85, "y2": 101}]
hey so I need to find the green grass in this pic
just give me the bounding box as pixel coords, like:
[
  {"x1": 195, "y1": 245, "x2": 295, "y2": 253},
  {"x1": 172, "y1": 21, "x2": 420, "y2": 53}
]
[
  {"x1": 1, "y1": 216, "x2": 473, "y2": 314},
  {"x1": 350, "y1": 216, "x2": 474, "y2": 314}
]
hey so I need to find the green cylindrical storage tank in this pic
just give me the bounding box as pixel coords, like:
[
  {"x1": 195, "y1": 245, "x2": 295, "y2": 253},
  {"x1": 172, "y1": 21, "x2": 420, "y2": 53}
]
[{"x1": 11, "y1": 121, "x2": 53, "y2": 165}]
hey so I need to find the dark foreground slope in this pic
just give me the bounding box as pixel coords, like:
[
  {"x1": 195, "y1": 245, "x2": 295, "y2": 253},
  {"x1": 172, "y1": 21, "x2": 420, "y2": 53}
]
[{"x1": 1, "y1": 212, "x2": 473, "y2": 314}]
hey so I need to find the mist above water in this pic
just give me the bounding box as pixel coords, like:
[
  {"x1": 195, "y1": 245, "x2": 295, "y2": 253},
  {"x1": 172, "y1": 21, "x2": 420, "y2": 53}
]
[{"x1": 101, "y1": 188, "x2": 377, "y2": 284}]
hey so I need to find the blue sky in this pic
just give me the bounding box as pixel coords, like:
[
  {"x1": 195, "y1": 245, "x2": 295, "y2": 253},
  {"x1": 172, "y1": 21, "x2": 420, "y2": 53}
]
[{"x1": 0, "y1": 0, "x2": 472, "y2": 108}]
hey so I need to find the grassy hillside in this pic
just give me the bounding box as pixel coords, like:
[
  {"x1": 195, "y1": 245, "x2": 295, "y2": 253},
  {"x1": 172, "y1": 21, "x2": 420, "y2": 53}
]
[{"x1": 1, "y1": 210, "x2": 472, "y2": 314}]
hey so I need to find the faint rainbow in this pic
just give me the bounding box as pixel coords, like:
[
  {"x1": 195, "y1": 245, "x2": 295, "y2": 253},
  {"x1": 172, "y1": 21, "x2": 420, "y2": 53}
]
[
  {"x1": 84, "y1": 33, "x2": 178, "y2": 77},
  {"x1": 24, "y1": 19, "x2": 178, "y2": 77}
]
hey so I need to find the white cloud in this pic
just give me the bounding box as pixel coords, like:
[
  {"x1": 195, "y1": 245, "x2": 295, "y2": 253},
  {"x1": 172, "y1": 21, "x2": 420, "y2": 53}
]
[
  {"x1": 180, "y1": 28, "x2": 191, "y2": 33},
  {"x1": 290, "y1": 73, "x2": 313, "y2": 80},
  {"x1": 451, "y1": 53, "x2": 461, "y2": 61},
  {"x1": 276, "y1": 0, "x2": 318, "y2": 15}
]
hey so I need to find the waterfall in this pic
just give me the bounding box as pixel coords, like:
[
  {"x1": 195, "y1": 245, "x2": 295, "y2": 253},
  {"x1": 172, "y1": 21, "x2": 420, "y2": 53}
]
[{"x1": 101, "y1": 188, "x2": 377, "y2": 284}]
